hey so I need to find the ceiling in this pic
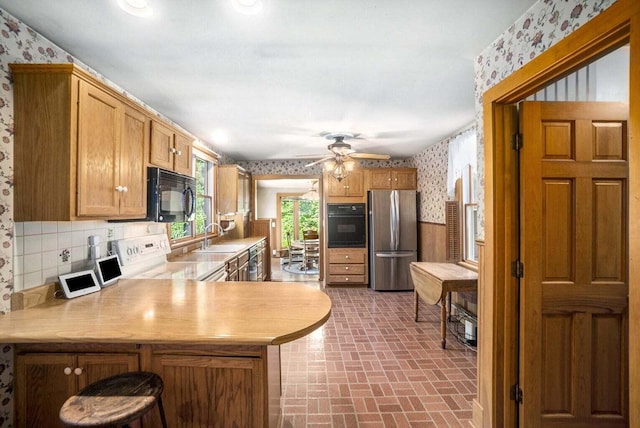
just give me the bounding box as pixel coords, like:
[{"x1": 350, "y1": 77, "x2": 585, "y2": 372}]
[{"x1": 0, "y1": 0, "x2": 535, "y2": 161}]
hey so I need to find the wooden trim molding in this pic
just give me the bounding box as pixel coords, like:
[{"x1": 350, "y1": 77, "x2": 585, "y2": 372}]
[{"x1": 479, "y1": 1, "x2": 640, "y2": 426}]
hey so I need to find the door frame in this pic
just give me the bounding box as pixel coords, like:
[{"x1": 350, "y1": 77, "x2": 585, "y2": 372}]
[{"x1": 477, "y1": 1, "x2": 640, "y2": 427}]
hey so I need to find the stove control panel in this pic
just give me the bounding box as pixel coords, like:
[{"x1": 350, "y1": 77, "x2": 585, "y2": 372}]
[{"x1": 112, "y1": 234, "x2": 171, "y2": 266}]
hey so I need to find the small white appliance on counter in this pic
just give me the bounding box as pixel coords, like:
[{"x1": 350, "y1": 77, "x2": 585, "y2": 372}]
[{"x1": 112, "y1": 234, "x2": 227, "y2": 281}]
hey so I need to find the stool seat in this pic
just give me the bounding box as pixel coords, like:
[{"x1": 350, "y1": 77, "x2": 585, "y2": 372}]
[{"x1": 59, "y1": 371, "x2": 166, "y2": 427}]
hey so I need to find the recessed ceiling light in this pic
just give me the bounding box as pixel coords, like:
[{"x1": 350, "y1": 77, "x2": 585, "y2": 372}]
[
  {"x1": 117, "y1": 0, "x2": 153, "y2": 18},
  {"x1": 230, "y1": 0, "x2": 264, "y2": 16},
  {"x1": 211, "y1": 129, "x2": 229, "y2": 145}
]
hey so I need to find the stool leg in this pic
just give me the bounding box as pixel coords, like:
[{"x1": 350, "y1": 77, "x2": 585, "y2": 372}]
[{"x1": 157, "y1": 396, "x2": 168, "y2": 428}]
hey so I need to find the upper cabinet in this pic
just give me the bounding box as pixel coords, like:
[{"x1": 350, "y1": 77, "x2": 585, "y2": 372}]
[
  {"x1": 326, "y1": 170, "x2": 364, "y2": 198},
  {"x1": 149, "y1": 121, "x2": 193, "y2": 176},
  {"x1": 11, "y1": 64, "x2": 150, "y2": 221},
  {"x1": 218, "y1": 165, "x2": 251, "y2": 214},
  {"x1": 368, "y1": 168, "x2": 417, "y2": 190}
]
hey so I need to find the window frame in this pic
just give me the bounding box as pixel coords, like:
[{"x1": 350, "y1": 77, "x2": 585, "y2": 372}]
[{"x1": 166, "y1": 147, "x2": 218, "y2": 247}]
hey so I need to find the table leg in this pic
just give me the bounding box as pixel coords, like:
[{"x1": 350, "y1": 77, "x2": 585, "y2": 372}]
[
  {"x1": 441, "y1": 295, "x2": 447, "y2": 349},
  {"x1": 414, "y1": 290, "x2": 419, "y2": 322}
]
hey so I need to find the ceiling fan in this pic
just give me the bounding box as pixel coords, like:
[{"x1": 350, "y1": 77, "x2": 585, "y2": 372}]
[{"x1": 298, "y1": 133, "x2": 390, "y2": 181}]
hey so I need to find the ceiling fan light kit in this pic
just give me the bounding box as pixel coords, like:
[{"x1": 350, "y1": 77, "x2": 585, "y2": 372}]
[{"x1": 299, "y1": 132, "x2": 391, "y2": 182}]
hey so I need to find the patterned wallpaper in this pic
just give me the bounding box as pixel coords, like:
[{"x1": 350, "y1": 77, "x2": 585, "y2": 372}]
[
  {"x1": 472, "y1": 0, "x2": 616, "y2": 239},
  {"x1": 237, "y1": 158, "x2": 409, "y2": 176},
  {"x1": 408, "y1": 137, "x2": 453, "y2": 224},
  {"x1": 0, "y1": 1, "x2": 620, "y2": 425}
]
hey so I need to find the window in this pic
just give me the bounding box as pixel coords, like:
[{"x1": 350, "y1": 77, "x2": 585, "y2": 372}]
[
  {"x1": 168, "y1": 148, "x2": 217, "y2": 243},
  {"x1": 447, "y1": 128, "x2": 478, "y2": 264}
]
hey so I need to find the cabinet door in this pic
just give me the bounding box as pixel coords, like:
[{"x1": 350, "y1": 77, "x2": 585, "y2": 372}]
[
  {"x1": 344, "y1": 170, "x2": 364, "y2": 196},
  {"x1": 77, "y1": 80, "x2": 122, "y2": 216},
  {"x1": 15, "y1": 353, "x2": 76, "y2": 428},
  {"x1": 369, "y1": 170, "x2": 393, "y2": 189},
  {"x1": 119, "y1": 106, "x2": 149, "y2": 217},
  {"x1": 150, "y1": 354, "x2": 263, "y2": 427},
  {"x1": 76, "y1": 353, "x2": 139, "y2": 390},
  {"x1": 173, "y1": 132, "x2": 193, "y2": 176},
  {"x1": 327, "y1": 175, "x2": 346, "y2": 196},
  {"x1": 150, "y1": 120, "x2": 174, "y2": 170},
  {"x1": 393, "y1": 169, "x2": 417, "y2": 189}
]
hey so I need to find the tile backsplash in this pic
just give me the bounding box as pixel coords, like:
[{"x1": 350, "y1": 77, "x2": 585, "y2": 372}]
[{"x1": 13, "y1": 220, "x2": 166, "y2": 291}]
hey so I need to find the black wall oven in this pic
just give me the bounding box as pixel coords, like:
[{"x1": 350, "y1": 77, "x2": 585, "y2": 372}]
[{"x1": 327, "y1": 203, "x2": 366, "y2": 248}]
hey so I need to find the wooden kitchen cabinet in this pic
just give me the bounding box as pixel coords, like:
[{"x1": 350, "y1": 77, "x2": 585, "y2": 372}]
[
  {"x1": 11, "y1": 64, "x2": 150, "y2": 221},
  {"x1": 326, "y1": 248, "x2": 367, "y2": 285},
  {"x1": 14, "y1": 349, "x2": 139, "y2": 428},
  {"x1": 149, "y1": 120, "x2": 193, "y2": 176},
  {"x1": 368, "y1": 168, "x2": 417, "y2": 190},
  {"x1": 147, "y1": 345, "x2": 280, "y2": 428},
  {"x1": 218, "y1": 165, "x2": 251, "y2": 214},
  {"x1": 326, "y1": 170, "x2": 364, "y2": 198}
]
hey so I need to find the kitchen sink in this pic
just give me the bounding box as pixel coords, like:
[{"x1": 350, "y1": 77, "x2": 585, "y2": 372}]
[{"x1": 194, "y1": 244, "x2": 247, "y2": 253}]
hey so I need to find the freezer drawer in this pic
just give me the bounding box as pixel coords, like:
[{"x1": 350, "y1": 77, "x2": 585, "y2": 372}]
[{"x1": 370, "y1": 251, "x2": 416, "y2": 291}]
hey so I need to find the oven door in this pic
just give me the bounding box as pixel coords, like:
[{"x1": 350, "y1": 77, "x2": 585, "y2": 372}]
[{"x1": 327, "y1": 210, "x2": 366, "y2": 248}]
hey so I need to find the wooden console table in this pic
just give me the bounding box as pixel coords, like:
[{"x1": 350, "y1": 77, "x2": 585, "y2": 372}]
[{"x1": 409, "y1": 262, "x2": 478, "y2": 349}]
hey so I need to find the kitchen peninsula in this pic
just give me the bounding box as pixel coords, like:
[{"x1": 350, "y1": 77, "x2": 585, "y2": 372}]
[{"x1": 1, "y1": 280, "x2": 331, "y2": 427}]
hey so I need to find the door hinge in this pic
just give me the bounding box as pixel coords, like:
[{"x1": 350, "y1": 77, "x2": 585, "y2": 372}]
[
  {"x1": 511, "y1": 260, "x2": 524, "y2": 278},
  {"x1": 511, "y1": 133, "x2": 522, "y2": 151},
  {"x1": 510, "y1": 384, "x2": 523, "y2": 403}
]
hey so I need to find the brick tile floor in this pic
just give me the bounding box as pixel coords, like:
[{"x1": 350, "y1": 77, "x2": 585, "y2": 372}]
[{"x1": 279, "y1": 283, "x2": 477, "y2": 427}]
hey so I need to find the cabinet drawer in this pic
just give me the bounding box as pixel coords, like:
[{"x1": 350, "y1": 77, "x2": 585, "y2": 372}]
[
  {"x1": 238, "y1": 251, "x2": 250, "y2": 265},
  {"x1": 226, "y1": 257, "x2": 238, "y2": 272},
  {"x1": 328, "y1": 275, "x2": 366, "y2": 284},
  {"x1": 329, "y1": 264, "x2": 365, "y2": 275},
  {"x1": 328, "y1": 251, "x2": 365, "y2": 264}
]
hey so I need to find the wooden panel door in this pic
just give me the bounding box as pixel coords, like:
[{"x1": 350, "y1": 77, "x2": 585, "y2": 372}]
[
  {"x1": 76, "y1": 353, "x2": 139, "y2": 390},
  {"x1": 520, "y1": 101, "x2": 628, "y2": 427},
  {"x1": 150, "y1": 120, "x2": 174, "y2": 170},
  {"x1": 150, "y1": 354, "x2": 263, "y2": 427},
  {"x1": 393, "y1": 169, "x2": 417, "y2": 189},
  {"x1": 173, "y1": 132, "x2": 193, "y2": 176},
  {"x1": 77, "y1": 80, "x2": 122, "y2": 216},
  {"x1": 369, "y1": 169, "x2": 393, "y2": 189},
  {"x1": 119, "y1": 105, "x2": 149, "y2": 217},
  {"x1": 15, "y1": 354, "x2": 76, "y2": 428}
]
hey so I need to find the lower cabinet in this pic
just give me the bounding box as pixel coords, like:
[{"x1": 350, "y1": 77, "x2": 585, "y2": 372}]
[
  {"x1": 327, "y1": 248, "x2": 368, "y2": 285},
  {"x1": 14, "y1": 344, "x2": 281, "y2": 428},
  {"x1": 148, "y1": 350, "x2": 265, "y2": 427},
  {"x1": 14, "y1": 349, "x2": 139, "y2": 428}
]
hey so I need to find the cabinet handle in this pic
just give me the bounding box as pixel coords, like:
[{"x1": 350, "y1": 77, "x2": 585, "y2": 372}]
[
  {"x1": 345, "y1": 266, "x2": 349, "y2": 270},
  {"x1": 64, "y1": 367, "x2": 72, "y2": 375},
  {"x1": 169, "y1": 147, "x2": 177, "y2": 154},
  {"x1": 74, "y1": 367, "x2": 83, "y2": 376},
  {"x1": 345, "y1": 255, "x2": 349, "y2": 259},
  {"x1": 175, "y1": 150, "x2": 182, "y2": 156},
  {"x1": 122, "y1": 186, "x2": 128, "y2": 193},
  {"x1": 345, "y1": 278, "x2": 349, "y2": 281},
  {"x1": 115, "y1": 185, "x2": 128, "y2": 193}
]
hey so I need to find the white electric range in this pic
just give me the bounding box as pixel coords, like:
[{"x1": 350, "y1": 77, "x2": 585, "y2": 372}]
[{"x1": 112, "y1": 234, "x2": 228, "y2": 281}]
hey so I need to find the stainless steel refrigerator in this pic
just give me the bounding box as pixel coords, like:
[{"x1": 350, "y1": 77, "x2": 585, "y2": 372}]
[{"x1": 368, "y1": 190, "x2": 417, "y2": 291}]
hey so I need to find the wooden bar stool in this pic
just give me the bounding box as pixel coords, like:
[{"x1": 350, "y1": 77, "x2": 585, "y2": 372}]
[{"x1": 59, "y1": 371, "x2": 168, "y2": 428}]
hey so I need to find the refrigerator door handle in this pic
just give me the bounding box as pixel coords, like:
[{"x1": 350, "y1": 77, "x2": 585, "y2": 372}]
[
  {"x1": 390, "y1": 190, "x2": 399, "y2": 251},
  {"x1": 375, "y1": 252, "x2": 415, "y2": 258}
]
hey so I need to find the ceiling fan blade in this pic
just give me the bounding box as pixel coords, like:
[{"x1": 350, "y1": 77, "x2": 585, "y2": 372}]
[
  {"x1": 305, "y1": 156, "x2": 334, "y2": 167},
  {"x1": 350, "y1": 153, "x2": 390, "y2": 160}
]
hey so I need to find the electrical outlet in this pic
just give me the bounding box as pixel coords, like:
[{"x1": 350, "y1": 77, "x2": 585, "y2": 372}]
[{"x1": 107, "y1": 228, "x2": 114, "y2": 239}]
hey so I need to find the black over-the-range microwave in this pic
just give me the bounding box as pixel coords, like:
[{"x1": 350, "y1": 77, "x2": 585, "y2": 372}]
[
  {"x1": 109, "y1": 167, "x2": 195, "y2": 223},
  {"x1": 147, "y1": 167, "x2": 196, "y2": 223}
]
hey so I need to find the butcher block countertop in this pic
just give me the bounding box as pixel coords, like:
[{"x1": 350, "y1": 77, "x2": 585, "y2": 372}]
[{"x1": 0, "y1": 280, "x2": 332, "y2": 346}]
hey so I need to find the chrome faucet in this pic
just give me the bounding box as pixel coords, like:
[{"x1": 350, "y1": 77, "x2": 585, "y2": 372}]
[{"x1": 202, "y1": 222, "x2": 225, "y2": 250}]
